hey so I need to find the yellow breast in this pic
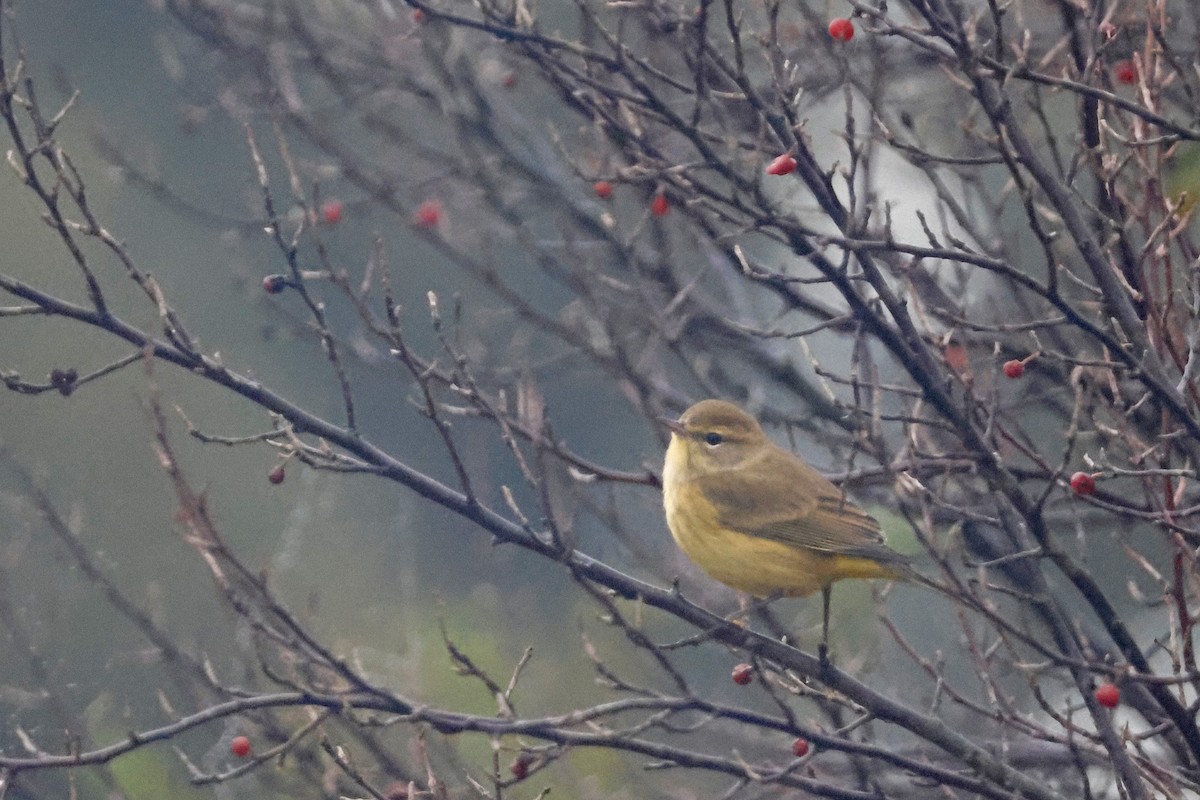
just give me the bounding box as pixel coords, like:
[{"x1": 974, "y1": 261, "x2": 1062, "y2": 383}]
[{"x1": 662, "y1": 437, "x2": 897, "y2": 598}]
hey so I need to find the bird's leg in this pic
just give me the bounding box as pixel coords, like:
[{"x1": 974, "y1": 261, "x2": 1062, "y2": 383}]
[
  {"x1": 748, "y1": 591, "x2": 790, "y2": 640},
  {"x1": 818, "y1": 584, "x2": 832, "y2": 666},
  {"x1": 722, "y1": 593, "x2": 755, "y2": 627},
  {"x1": 728, "y1": 591, "x2": 785, "y2": 631}
]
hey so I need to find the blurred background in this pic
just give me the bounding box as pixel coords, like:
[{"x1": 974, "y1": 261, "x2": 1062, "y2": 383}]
[{"x1": 0, "y1": 0, "x2": 1190, "y2": 797}]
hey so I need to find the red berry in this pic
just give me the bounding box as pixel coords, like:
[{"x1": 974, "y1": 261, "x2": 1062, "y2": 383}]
[
  {"x1": 414, "y1": 199, "x2": 443, "y2": 229},
  {"x1": 262, "y1": 274, "x2": 287, "y2": 295},
  {"x1": 731, "y1": 663, "x2": 754, "y2": 685},
  {"x1": 828, "y1": 18, "x2": 854, "y2": 42},
  {"x1": 1070, "y1": 471, "x2": 1096, "y2": 496},
  {"x1": 593, "y1": 180, "x2": 614, "y2": 199},
  {"x1": 766, "y1": 154, "x2": 798, "y2": 176},
  {"x1": 791, "y1": 737, "x2": 810, "y2": 757},
  {"x1": 230, "y1": 735, "x2": 252, "y2": 757},
  {"x1": 1002, "y1": 359, "x2": 1025, "y2": 379},
  {"x1": 509, "y1": 753, "x2": 532, "y2": 780},
  {"x1": 412, "y1": 8, "x2": 426, "y2": 23},
  {"x1": 1095, "y1": 683, "x2": 1120, "y2": 708},
  {"x1": 268, "y1": 464, "x2": 286, "y2": 485},
  {"x1": 943, "y1": 342, "x2": 969, "y2": 372},
  {"x1": 320, "y1": 200, "x2": 344, "y2": 225},
  {"x1": 1114, "y1": 59, "x2": 1137, "y2": 85},
  {"x1": 650, "y1": 192, "x2": 669, "y2": 217},
  {"x1": 383, "y1": 783, "x2": 409, "y2": 800}
]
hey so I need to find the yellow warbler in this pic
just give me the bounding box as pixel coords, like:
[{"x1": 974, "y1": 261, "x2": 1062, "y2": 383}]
[{"x1": 661, "y1": 399, "x2": 909, "y2": 654}]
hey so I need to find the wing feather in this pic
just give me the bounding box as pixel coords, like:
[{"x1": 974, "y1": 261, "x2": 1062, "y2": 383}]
[{"x1": 695, "y1": 446, "x2": 907, "y2": 565}]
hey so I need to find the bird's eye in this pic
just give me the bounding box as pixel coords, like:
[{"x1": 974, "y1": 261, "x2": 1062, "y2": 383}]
[{"x1": 703, "y1": 432, "x2": 723, "y2": 446}]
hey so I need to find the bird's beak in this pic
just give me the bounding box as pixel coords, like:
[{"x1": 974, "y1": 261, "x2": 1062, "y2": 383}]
[{"x1": 659, "y1": 415, "x2": 687, "y2": 436}]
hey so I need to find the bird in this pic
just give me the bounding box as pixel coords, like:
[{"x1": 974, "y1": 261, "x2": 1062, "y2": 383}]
[{"x1": 660, "y1": 399, "x2": 911, "y2": 658}]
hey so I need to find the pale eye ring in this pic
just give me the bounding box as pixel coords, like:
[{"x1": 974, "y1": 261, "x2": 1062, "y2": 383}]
[{"x1": 703, "y1": 432, "x2": 723, "y2": 447}]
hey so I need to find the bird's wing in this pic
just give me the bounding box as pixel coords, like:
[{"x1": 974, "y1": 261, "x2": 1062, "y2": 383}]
[{"x1": 697, "y1": 450, "x2": 907, "y2": 564}]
